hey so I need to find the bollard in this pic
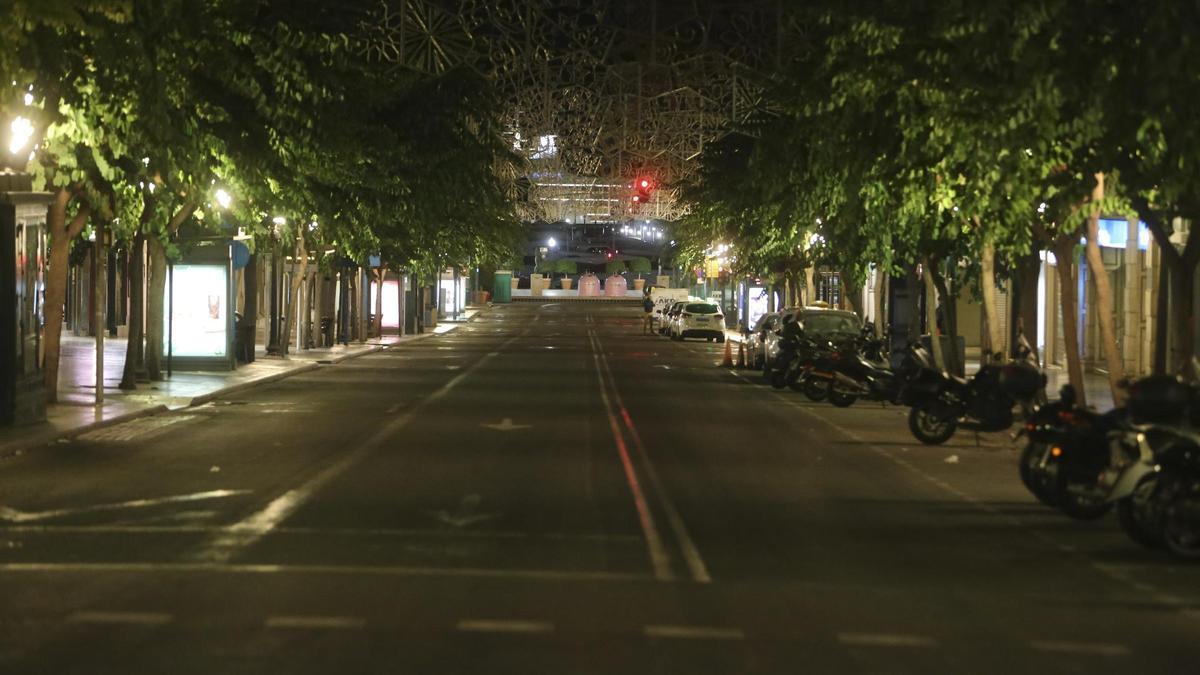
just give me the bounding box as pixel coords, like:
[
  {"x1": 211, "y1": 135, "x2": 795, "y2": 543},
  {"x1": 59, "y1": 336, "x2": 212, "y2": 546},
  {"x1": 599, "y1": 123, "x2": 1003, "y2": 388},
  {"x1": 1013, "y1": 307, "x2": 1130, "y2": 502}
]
[
  {"x1": 736, "y1": 341, "x2": 746, "y2": 368},
  {"x1": 720, "y1": 338, "x2": 734, "y2": 367}
]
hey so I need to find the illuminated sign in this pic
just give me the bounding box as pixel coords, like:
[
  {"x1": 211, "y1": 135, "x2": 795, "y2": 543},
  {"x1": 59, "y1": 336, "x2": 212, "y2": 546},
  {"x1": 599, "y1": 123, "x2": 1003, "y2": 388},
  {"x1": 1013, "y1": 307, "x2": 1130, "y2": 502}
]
[{"x1": 164, "y1": 264, "x2": 228, "y2": 358}]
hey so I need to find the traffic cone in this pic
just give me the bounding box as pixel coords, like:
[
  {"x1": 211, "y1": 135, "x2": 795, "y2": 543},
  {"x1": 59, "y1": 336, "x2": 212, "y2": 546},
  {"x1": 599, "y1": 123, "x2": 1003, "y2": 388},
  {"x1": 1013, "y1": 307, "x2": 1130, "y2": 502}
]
[
  {"x1": 720, "y1": 338, "x2": 734, "y2": 368},
  {"x1": 736, "y1": 341, "x2": 747, "y2": 368}
]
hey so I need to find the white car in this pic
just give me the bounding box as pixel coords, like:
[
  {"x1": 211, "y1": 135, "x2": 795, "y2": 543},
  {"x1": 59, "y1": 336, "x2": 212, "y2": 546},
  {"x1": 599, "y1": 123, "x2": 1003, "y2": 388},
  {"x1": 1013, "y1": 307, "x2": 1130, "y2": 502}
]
[{"x1": 670, "y1": 302, "x2": 725, "y2": 342}]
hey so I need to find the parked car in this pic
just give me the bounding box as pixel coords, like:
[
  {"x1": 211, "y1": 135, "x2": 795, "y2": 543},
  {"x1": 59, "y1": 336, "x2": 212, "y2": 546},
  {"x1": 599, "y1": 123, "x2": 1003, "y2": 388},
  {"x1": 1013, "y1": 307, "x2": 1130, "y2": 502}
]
[
  {"x1": 762, "y1": 306, "x2": 859, "y2": 369},
  {"x1": 660, "y1": 301, "x2": 686, "y2": 335},
  {"x1": 650, "y1": 297, "x2": 677, "y2": 332},
  {"x1": 744, "y1": 311, "x2": 784, "y2": 368},
  {"x1": 670, "y1": 302, "x2": 725, "y2": 342}
]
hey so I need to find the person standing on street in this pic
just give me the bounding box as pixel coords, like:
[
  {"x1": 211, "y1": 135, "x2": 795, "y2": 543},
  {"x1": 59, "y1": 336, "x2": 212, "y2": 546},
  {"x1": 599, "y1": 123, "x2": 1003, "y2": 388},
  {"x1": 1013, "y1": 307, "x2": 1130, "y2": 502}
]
[{"x1": 642, "y1": 287, "x2": 655, "y2": 334}]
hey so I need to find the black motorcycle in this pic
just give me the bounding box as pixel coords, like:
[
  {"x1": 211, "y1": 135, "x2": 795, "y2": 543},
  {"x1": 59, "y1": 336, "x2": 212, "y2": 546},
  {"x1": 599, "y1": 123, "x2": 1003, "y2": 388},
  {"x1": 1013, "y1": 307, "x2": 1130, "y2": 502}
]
[
  {"x1": 1107, "y1": 376, "x2": 1200, "y2": 557},
  {"x1": 826, "y1": 339, "x2": 928, "y2": 408},
  {"x1": 1017, "y1": 384, "x2": 1127, "y2": 519},
  {"x1": 906, "y1": 356, "x2": 1045, "y2": 445}
]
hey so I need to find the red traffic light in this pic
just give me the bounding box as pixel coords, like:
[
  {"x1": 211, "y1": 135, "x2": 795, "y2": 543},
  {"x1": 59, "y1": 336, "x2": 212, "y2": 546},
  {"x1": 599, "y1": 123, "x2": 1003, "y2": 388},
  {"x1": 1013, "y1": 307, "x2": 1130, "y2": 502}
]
[
  {"x1": 639, "y1": 179, "x2": 650, "y2": 189},
  {"x1": 606, "y1": 252, "x2": 613, "y2": 259}
]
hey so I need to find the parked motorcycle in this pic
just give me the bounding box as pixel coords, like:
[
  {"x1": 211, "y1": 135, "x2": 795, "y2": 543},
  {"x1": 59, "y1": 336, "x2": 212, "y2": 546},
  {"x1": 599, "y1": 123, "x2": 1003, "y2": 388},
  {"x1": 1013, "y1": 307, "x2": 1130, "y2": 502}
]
[
  {"x1": 826, "y1": 339, "x2": 929, "y2": 408},
  {"x1": 1104, "y1": 375, "x2": 1200, "y2": 556},
  {"x1": 906, "y1": 353, "x2": 1045, "y2": 445},
  {"x1": 1017, "y1": 384, "x2": 1127, "y2": 519}
]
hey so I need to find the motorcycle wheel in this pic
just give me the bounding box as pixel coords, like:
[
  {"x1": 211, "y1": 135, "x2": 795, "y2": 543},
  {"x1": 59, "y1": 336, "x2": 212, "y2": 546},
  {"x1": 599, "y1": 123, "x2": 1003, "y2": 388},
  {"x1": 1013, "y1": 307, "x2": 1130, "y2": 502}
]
[
  {"x1": 1162, "y1": 486, "x2": 1200, "y2": 560},
  {"x1": 1116, "y1": 474, "x2": 1164, "y2": 549},
  {"x1": 770, "y1": 369, "x2": 788, "y2": 390},
  {"x1": 1056, "y1": 483, "x2": 1113, "y2": 521},
  {"x1": 1018, "y1": 443, "x2": 1059, "y2": 507},
  {"x1": 802, "y1": 377, "x2": 828, "y2": 401},
  {"x1": 828, "y1": 382, "x2": 857, "y2": 408},
  {"x1": 908, "y1": 403, "x2": 957, "y2": 445}
]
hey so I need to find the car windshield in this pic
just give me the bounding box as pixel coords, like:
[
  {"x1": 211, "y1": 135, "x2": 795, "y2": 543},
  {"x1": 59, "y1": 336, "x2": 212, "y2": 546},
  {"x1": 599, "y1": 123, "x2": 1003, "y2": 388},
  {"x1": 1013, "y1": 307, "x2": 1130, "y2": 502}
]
[
  {"x1": 803, "y1": 313, "x2": 860, "y2": 335},
  {"x1": 685, "y1": 303, "x2": 720, "y2": 314}
]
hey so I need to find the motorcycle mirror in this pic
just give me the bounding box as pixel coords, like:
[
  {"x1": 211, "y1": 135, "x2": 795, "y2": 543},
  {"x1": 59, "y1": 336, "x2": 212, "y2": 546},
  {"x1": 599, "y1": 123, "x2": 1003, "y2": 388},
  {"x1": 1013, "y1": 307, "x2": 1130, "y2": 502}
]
[{"x1": 1059, "y1": 384, "x2": 1077, "y2": 407}]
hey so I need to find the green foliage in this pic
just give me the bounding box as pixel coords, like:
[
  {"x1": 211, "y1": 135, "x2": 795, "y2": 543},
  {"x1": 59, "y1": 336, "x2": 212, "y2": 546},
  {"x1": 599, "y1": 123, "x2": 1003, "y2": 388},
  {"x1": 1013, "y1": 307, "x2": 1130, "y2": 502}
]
[
  {"x1": 605, "y1": 259, "x2": 626, "y2": 275},
  {"x1": 626, "y1": 256, "x2": 652, "y2": 274},
  {"x1": 535, "y1": 258, "x2": 556, "y2": 274},
  {"x1": 552, "y1": 258, "x2": 578, "y2": 275}
]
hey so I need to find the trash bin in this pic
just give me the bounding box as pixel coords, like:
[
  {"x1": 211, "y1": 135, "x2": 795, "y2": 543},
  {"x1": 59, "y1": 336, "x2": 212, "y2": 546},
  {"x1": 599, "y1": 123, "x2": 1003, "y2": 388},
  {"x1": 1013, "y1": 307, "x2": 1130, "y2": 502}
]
[
  {"x1": 604, "y1": 274, "x2": 627, "y2": 297},
  {"x1": 493, "y1": 270, "x2": 513, "y2": 303}
]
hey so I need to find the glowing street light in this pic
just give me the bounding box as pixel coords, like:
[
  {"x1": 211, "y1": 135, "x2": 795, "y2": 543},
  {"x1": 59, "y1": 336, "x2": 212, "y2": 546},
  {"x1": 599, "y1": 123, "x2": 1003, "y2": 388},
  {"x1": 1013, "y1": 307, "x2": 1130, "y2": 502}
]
[
  {"x1": 7, "y1": 116, "x2": 33, "y2": 155},
  {"x1": 214, "y1": 189, "x2": 233, "y2": 209},
  {"x1": 547, "y1": 236, "x2": 557, "y2": 248}
]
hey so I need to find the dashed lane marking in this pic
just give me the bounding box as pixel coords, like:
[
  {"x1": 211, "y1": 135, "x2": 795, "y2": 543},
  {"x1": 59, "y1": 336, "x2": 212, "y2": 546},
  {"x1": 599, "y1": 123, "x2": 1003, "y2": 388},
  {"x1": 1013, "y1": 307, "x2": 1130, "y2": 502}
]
[
  {"x1": 193, "y1": 333, "x2": 525, "y2": 564},
  {"x1": 643, "y1": 625, "x2": 744, "y2": 640},
  {"x1": 67, "y1": 611, "x2": 171, "y2": 626},
  {"x1": 266, "y1": 615, "x2": 365, "y2": 630},
  {"x1": 0, "y1": 562, "x2": 650, "y2": 583},
  {"x1": 457, "y1": 619, "x2": 554, "y2": 634},
  {"x1": 1029, "y1": 640, "x2": 1131, "y2": 656},
  {"x1": 837, "y1": 632, "x2": 937, "y2": 648}
]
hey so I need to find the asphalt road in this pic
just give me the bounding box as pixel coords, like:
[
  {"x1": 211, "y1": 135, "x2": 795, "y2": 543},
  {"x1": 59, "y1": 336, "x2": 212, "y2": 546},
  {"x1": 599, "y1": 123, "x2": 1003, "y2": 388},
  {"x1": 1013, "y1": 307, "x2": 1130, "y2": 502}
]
[{"x1": 1, "y1": 302, "x2": 1197, "y2": 674}]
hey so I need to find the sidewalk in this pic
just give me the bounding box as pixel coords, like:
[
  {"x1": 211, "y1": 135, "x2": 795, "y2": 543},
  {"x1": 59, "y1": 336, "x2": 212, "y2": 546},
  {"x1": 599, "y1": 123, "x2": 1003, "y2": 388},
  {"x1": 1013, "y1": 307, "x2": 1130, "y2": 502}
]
[{"x1": 0, "y1": 309, "x2": 485, "y2": 459}]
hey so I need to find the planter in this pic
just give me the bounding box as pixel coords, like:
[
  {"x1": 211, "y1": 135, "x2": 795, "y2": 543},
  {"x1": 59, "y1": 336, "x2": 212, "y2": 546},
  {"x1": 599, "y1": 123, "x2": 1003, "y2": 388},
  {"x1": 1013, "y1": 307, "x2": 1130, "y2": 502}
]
[
  {"x1": 542, "y1": 277, "x2": 552, "y2": 289},
  {"x1": 633, "y1": 278, "x2": 646, "y2": 291},
  {"x1": 561, "y1": 278, "x2": 573, "y2": 290},
  {"x1": 510, "y1": 277, "x2": 520, "y2": 290}
]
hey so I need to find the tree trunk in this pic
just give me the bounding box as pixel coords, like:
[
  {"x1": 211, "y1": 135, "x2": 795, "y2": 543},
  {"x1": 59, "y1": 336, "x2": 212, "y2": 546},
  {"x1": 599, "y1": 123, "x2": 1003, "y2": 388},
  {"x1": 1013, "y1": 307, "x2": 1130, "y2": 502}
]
[
  {"x1": 1012, "y1": 247, "x2": 1041, "y2": 364},
  {"x1": 144, "y1": 235, "x2": 167, "y2": 380},
  {"x1": 874, "y1": 266, "x2": 888, "y2": 338},
  {"x1": 1169, "y1": 256, "x2": 1197, "y2": 379},
  {"x1": 842, "y1": 274, "x2": 862, "y2": 316},
  {"x1": 120, "y1": 230, "x2": 146, "y2": 390},
  {"x1": 922, "y1": 258, "x2": 945, "y2": 371},
  {"x1": 1052, "y1": 238, "x2": 1086, "y2": 407},
  {"x1": 932, "y1": 261, "x2": 962, "y2": 376},
  {"x1": 282, "y1": 230, "x2": 307, "y2": 354},
  {"x1": 1083, "y1": 174, "x2": 1127, "y2": 403},
  {"x1": 374, "y1": 267, "x2": 386, "y2": 338},
  {"x1": 980, "y1": 239, "x2": 1003, "y2": 364},
  {"x1": 42, "y1": 189, "x2": 91, "y2": 402}
]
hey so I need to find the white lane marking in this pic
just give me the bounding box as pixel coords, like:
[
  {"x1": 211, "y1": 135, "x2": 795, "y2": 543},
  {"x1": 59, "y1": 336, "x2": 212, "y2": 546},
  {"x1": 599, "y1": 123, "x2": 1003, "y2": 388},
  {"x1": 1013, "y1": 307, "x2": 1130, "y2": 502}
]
[
  {"x1": 837, "y1": 632, "x2": 937, "y2": 648},
  {"x1": 1029, "y1": 641, "x2": 1131, "y2": 656},
  {"x1": 1, "y1": 561, "x2": 649, "y2": 583},
  {"x1": 457, "y1": 619, "x2": 554, "y2": 634},
  {"x1": 266, "y1": 615, "x2": 365, "y2": 630},
  {"x1": 0, "y1": 490, "x2": 250, "y2": 524},
  {"x1": 644, "y1": 625, "x2": 744, "y2": 640},
  {"x1": 1, "y1": 524, "x2": 642, "y2": 542},
  {"x1": 480, "y1": 418, "x2": 531, "y2": 431},
  {"x1": 68, "y1": 611, "x2": 171, "y2": 626},
  {"x1": 587, "y1": 330, "x2": 673, "y2": 582},
  {"x1": 593, "y1": 331, "x2": 711, "y2": 584},
  {"x1": 194, "y1": 335, "x2": 523, "y2": 564}
]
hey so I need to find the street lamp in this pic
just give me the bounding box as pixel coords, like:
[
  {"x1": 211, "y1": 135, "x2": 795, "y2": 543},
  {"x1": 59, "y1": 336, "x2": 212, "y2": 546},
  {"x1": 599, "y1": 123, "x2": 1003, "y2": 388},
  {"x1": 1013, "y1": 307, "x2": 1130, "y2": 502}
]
[
  {"x1": 215, "y1": 188, "x2": 233, "y2": 209},
  {"x1": 547, "y1": 236, "x2": 557, "y2": 248}
]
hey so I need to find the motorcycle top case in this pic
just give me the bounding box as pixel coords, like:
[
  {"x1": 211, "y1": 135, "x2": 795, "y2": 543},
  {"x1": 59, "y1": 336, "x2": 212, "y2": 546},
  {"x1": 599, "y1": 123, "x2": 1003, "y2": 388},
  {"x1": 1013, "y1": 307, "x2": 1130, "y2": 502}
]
[
  {"x1": 1128, "y1": 375, "x2": 1194, "y2": 425},
  {"x1": 997, "y1": 362, "x2": 1045, "y2": 400}
]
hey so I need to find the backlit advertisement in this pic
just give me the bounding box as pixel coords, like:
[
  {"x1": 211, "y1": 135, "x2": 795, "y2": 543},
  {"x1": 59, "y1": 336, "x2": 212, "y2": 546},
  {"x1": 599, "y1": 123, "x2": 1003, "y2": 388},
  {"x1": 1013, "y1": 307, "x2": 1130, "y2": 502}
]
[{"x1": 164, "y1": 264, "x2": 228, "y2": 358}]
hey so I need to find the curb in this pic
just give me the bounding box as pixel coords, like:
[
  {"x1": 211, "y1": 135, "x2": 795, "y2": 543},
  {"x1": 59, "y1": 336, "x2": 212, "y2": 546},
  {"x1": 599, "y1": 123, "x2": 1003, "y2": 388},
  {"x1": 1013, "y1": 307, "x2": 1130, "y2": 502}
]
[
  {"x1": 0, "y1": 404, "x2": 169, "y2": 461},
  {"x1": 186, "y1": 362, "x2": 322, "y2": 407},
  {"x1": 0, "y1": 325, "x2": 461, "y2": 460}
]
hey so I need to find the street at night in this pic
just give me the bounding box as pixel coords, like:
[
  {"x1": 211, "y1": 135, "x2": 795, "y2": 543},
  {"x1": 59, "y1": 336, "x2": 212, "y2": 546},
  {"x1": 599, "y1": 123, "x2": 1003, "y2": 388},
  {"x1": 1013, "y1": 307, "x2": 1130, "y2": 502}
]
[
  {"x1": 4, "y1": 2, "x2": 1200, "y2": 673},
  {"x1": 2, "y1": 303, "x2": 1197, "y2": 673}
]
